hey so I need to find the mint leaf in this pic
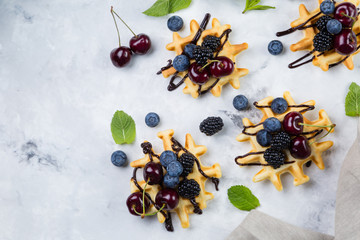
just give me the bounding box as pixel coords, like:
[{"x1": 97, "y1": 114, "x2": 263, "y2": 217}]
[
  {"x1": 111, "y1": 110, "x2": 136, "y2": 144},
  {"x1": 143, "y1": 0, "x2": 170, "y2": 17},
  {"x1": 228, "y1": 185, "x2": 260, "y2": 211},
  {"x1": 248, "y1": 5, "x2": 276, "y2": 11},
  {"x1": 143, "y1": 0, "x2": 191, "y2": 17},
  {"x1": 242, "y1": 0, "x2": 275, "y2": 14},
  {"x1": 345, "y1": 82, "x2": 360, "y2": 116},
  {"x1": 248, "y1": 0, "x2": 260, "y2": 8}
]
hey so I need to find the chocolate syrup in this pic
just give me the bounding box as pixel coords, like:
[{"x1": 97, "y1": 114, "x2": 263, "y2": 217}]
[
  {"x1": 235, "y1": 152, "x2": 295, "y2": 167},
  {"x1": 167, "y1": 72, "x2": 188, "y2": 91},
  {"x1": 329, "y1": 45, "x2": 360, "y2": 68},
  {"x1": 131, "y1": 167, "x2": 174, "y2": 232},
  {"x1": 141, "y1": 142, "x2": 160, "y2": 161},
  {"x1": 276, "y1": 12, "x2": 321, "y2": 37},
  {"x1": 214, "y1": 29, "x2": 232, "y2": 58},
  {"x1": 305, "y1": 161, "x2": 312, "y2": 167},
  {"x1": 156, "y1": 60, "x2": 172, "y2": 75},
  {"x1": 306, "y1": 129, "x2": 323, "y2": 140},
  {"x1": 198, "y1": 78, "x2": 220, "y2": 96}
]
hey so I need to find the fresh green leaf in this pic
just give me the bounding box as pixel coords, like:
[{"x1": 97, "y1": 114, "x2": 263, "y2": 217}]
[
  {"x1": 111, "y1": 110, "x2": 136, "y2": 144},
  {"x1": 248, "y1": 5, "x2": 276, "y2": 11},
  {"x1": 228, "y1": 185, "x2": 260, "y2": 211},
  {"x1": 242, "y1": 0, "x2": 275, "y2": 14},
  {"x1": 143, "y1": 0, "x2": 192, "y2": 17},
  {"x1": 143, "y1": 0, "x2": 170, "y2": 17},
  {"x1": 248, "y1": 0, "x2": 260, "y2": 8},
  {"x1": 345, "y1": 82, "x2": 360, "y2": 116}
]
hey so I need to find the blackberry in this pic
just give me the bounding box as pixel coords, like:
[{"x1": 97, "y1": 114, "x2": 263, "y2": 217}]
[
  {"x1": 199, "y1": 116, "x2": 224, "y2": 136},
  {"x1": 313, "y1": 31, "x2": 334, "y2": 52},
  {"x1": 178, "y1": 179, "x2": 201, "y2": 199},
  {"x1": 179, "y1": 153, "x2": 195, "y2": 177},
  {"x1": 271, "y1": 132, "x2": 291, "y2": 150},
  {"x1": 201, "y1": 35, "x2": 221, "y2": 52},
  {"x1": 193, "y1": 46, "x2": 213, "y2": 65},
  {"x1": 263, "y1": 148, "x2": 285, "y2": 169},
  {"x1": 316, "y1": 15, "x2": 332, "y2": 31}
]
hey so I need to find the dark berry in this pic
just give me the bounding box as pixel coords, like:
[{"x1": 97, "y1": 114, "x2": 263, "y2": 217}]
[
  {"x1": 160, "y1": 151, "x2": 178, "y2": 167},
  {"x1": 199, "y1": 116, "x2": 224, "y2": 136},
  {"x1": 184, "y1": 44, "x2": 197, "y2": 59},
  {"x1": 145, "y1": 112, "x2": 160, "y2": 127},
  {"x1": 270, "y1": 132, "x2": 291, "y2": 150},
  {"x1": 316, "y1": 15, "x2": 333, "y2": 31},
  {"x1": 233, "y1": 95, "x2": 249, "y2": 111},
  {"x1": 320, "y1": 0, "x2": 335, "y2": 15},
  {"x1": 173, "y1": 55, "x2": 190, "y2": 72},
  {"x1": 271, "y1": 97, "x2": 288, "y2": 114},
  {"x1": 290, "y1": 136, "x2": 312, "y2": 159},
  {"x1": 155, "y1": 189, "x2": 179, "y2": 210},
  {"x1": 188, "y1": 62, "x2": 211, "y2": 85},
  {"x1": 283, "y1": 111, "x2": 304, "y2": 135},
  {"x1": 209, "y1": 56, "x2": 234, "y2": 78},
  {"x1": 163, "y1": 173, "x2": 180, "y2": 188},
  {"x1": 110, "y1": 47, "x2": 132, "y2": 68},
  {"x1": 313, "y1": 31, "x2": 334, "y2": 52},
  {"x1": 167, "y1": 15, "x2": 184, "y2": 32},
  {"x1": 268, "y1": 40, "x2": 283, "y2": 55},
  {"x1": 334, "y1": 29, "x2": 357, "y2": 56},
  {"x1": 193, "y1": 46, "x2": 213, "y2": 65},
  {"x1": 263, "y1": 148, "x2": 285, "y2": 169},
  {"x1": 166, "y1": 161, "x2": 183, "y2": 177},
  {"x1": 326, "y1": 19, "x2": 342, "y2": 35},
  {"x1": 263, "y1": 117, "x2": 282, "y2": 133},
  {"x1": 143, "y1": 162, "x2": 163, "y2": 185},
  {"x1": 111, "y1": 150, "x2": 127, "y2": 167},
  {"x1": 256, "y1": 129, "x2": 272, "y2": 147},
  {"x1": 178, "y1": 179, "x2": 201, "y2": 199},
  {"x1": 334, "y1": 2, "x2": 358, "y2": 27},
  {"x1": 201, "y1": 35, "x2": 221, "y2": 52},
  {"x1": 178, "y1": 153, "x2": 195, "y2": 177},
  {"x1": 129, "y1": 34, "x2": 151, "y2": 55}
]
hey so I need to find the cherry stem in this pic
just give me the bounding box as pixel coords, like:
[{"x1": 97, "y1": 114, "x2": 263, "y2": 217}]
[
  {"x1": 111, "y1": 9, "x2": 137, "y2": 37},
  {"x1": 299, "y1": 123, "x2": 336, "y2": 143},
  {"x1": 200, "y1": 60, "x2": 220, "y2": 71},
  {"x1": 110, "y1": 6, "x2": 121, "y2": 47},
  {"x1": 341, "y1": 12, "x2": 356, "y2": 22},
  {"x1": 132, "y1": 204, "x2": 166, "y2": 218}
]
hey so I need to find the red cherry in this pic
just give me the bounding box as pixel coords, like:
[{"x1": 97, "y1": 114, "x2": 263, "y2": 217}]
[
  {"x1": 129, "y1": 34, "x2": 152, "y2": 55},
  {"x1": 110, "y1": 47, "x2": 132, "y2": 68},
  {"x1": 188, "y1": 62, "x2": 211, "y2": 85},
  {"x1": 290, "y1": 136, "x2": 312, "y2": 159},
  {"x1": 334, "y1": 2, "x2": 358, "y2": 27},
  {"x1": 126, "y1": 192, "x2": 150, "y2": 216},
  {"x1": 334, "y1": 29, "x2": 357, "y2": 56},
  {"x1": 155, "y1": 189, "x2": 179, "y2": 210},
  {"x1": 283, "y1": 111, "x2": 304, "y2": 135},
  {"x1": 143, "y1": 162, "x2": 163, "y2": 185},
  {"x1": 209, "y1": 56, "x2": 234, "y2": 78}
]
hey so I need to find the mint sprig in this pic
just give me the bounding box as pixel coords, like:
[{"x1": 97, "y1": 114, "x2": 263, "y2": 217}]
[
  {"x1": 345, "y1": 82, "x2": 360, "y2": 117},
  {"x1": 111, "y1": 110, "x2": 136, "y2": 144},
  {"x1": 143, "y1": 0, "x2": 192, "y2": 17},
  {"x1": 228, "y1": 185, "x2": 260, "y2": 211},
  {"x1": 242, "y1": 0, "x2": 275, "y2": 14}
]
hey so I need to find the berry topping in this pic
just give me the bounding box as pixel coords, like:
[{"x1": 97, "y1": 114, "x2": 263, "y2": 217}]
[
  {"x1": 178, "y1": 153, "x2": 195, "y2": 177},
  {"x1": 263, "y1": 148, "x2": 285, "y2": 169},
  {"x1": 155, "y1": 189, "x2": 179, "y2": 210},
  {"x1": 209, "y1": 56, "x2": 234, "y2": 78},
  {"x1": 334, "y1": 29, "x2": 358, "y2": 56},
  {"x1": 313, "y1": 31, "x2": 334, "y2": 52},
  {"x1": 316, "y1": 15, "x2": 333, "y2": 31},
  {"x1": 256, "y1": 129, "x2": 272, "y2": 147},
  {"x1": 163, "y1": 173, "x2": 180, "y2": 188},
  {"x1": 145, "y1": 112, "x2": 160, "y2": 127},
  {"x1": 160, "y1": 151, "x2": 178, "y2": 167},
  {"x1": 193, "y1": 46, "x2": 213, "y2": 65},
  {"x1": 166, "y1": 161, "x2": 183, "y2": 177},
  {"x1": 263, "y1": 117, "x2": 282, "y2": 133},
  {"x1": 270, "y1": 132, "x2": 291, "y2": 150},
  {"x1": 178, "y1": 179, "x2": 201, "y2": 199},
  {"x1": 290, "y1": 136, "x2": 312, "y2": 159},
  {"x1": 111, "y1": 150, "x2": 127, "y2": 167},
  {"x1": 268, "y1": 40, "x2": 283, "y2": 55},
  {"x1": 334, "y1": 2, "x2": 358, "y2": 27},
  {"x1": 143, "y1": 162, "x2": 163, "y2": 185},
  {"x1": 201, "y1": 35, "x2": 221, "y2": 52},
  {"x1": 271, "y1": 97, "x2": 288, "y2": 114},
  {"x1": 320, "y1": 0, "x2": 335, "y2": 15},
  {"x1": 233, "y1": 95, "x2": 249, "y2": 111},
  {"x1": 326, "y1": 19, "x2": 342, "y2": 35},
  {"x1": 167, "y1": 15, "x2": 184, "y2": 32},
  {"x1": 129, "y1": 34, "x2": 151, "y2": 55},
  {"x1": 126, "y1": 192, "x2": 150, "y2": 216},
  {"x1": 283, "y1": 111, "x2": 304, "y2": 135},
  {"x1": 188, "y1": 62, "x2": 211, "y2": 85},
  {"x1": 173, "y1": 55, "x2": 190, "y2": 72},
  {"x1": 199, "y1": 116, "x2": 224, "y2": 136},
  {"x1": 184, "y1": 43, "x2": 197, "y2": 59},
  {"x1": 110, "y1": 47, "x2": 132, "y2": 68}
]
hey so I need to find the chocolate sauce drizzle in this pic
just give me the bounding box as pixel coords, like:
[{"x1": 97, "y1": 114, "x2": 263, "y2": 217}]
[
  {"x1": 131, "y1": 167, "x2": 174, "y2": 232},
  {"x1": 234, "y1": 152, "x2": 295, "y2": 167},
  {"x1": 156, "y1": 60, "x2": 172, "y2": 75},
  {"x1": 276, "y1": 12, "x2": 321, "y2": 37},
  {"x1": 141, "y1": 142, "x2": 160, "y2": 161}
]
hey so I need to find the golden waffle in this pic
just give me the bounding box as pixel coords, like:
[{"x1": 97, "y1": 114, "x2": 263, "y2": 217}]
[
  {"x1": 161, "y1": 17, "x2": 248, "y2": 98},
  {"x1": 130, "y1": 129, "x2": 221, "y2": 228},
  {"x1": 236, "y1": 92, "x2": 334, "y2": 191},
  {"x1": 289, "y1": 0, "x2": 360, "y2": 71}
]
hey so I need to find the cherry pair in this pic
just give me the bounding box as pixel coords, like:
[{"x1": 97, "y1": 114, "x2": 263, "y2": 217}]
[{"x1": 110, "y1": 7, "x2": 151, "y2": 68}]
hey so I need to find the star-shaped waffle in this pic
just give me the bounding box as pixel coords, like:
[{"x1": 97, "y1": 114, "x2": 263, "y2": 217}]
[
  {"x1": 161, "y1": 17, "x2": 248, "y2": 98},
  {"x1": 236, "y1": 92, "x2": 334, "y2": 191},
  {"x1": 289, "y1": 0, "x2": 360, "y2": 71},
  {"x1": 130, "y1": 129, "x2": 221, "y2": 228}
]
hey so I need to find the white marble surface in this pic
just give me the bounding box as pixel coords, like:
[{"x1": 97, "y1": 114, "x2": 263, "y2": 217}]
[{"x1": 0, "y1": 0, "x2": 359, "y2": 239}]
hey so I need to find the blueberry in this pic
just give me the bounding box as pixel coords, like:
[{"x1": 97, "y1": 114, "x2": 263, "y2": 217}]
[
  {"x1": 166, "y1": 161, "x2": 183, "y2": 177},
  {"x1": 167, "y1": 15, "x2": 184, "y2": 32},
  {"x1": 263, "y1": 117, "x2": 282, "y2": 133},
  {"x1": 326, "y1": 19, "x2": 342, "y2": 35},
  {"x1": 184, "y1": 44, "x2": 197, "y2": 59},
  {"x1": 145, "y1": 112, "x2": 160, "y2": 127},
  {"x1": 268, "y1": 40, "x2": 283, "y2": 55},
  {"x1": 173, "y1": 55, "x2": 190, "y2": 72},
  {"x1": 111, "y1": 150, "x2": 127, "y2": 167},
  {"x1": 320, "y1": 0, "x2": 335, "y2": 15},
  {"x1": 256, "y1": 130, "x2": 272, "y2": 147},
  {"x1": 163, "y1": 173, "x2": 180, "y2": 188},
  {"x1": 160, "y1": 151, "x2": 177, "y2": 167},
  {"x1": 271, "y1": 97, "x2": 288, "y2": 114},
  {"x1": 233, "y1": 95, "x2": 249, "y2": 111}
]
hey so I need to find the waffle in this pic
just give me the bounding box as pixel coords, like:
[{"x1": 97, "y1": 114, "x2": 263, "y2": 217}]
[
  {"x1": 288, "y1": 0, "x2": 360, "y2": 71},
  {"x1": 236, "y1": 92, "x2": 334, "y2": 191},
  {"x1": 161, "y1": 17, "x2": 248, "y2": 98},
  {"x1": 129, "y1": 129, "x2": 221, "y2": 229}
]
